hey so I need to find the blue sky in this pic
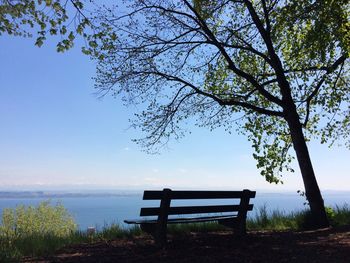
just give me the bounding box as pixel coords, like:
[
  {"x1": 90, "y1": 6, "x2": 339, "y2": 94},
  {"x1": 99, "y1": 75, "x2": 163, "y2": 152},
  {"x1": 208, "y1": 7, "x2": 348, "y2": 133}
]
[{"x1": 0, "y1": 34, "x2": 349, "y2": 192}]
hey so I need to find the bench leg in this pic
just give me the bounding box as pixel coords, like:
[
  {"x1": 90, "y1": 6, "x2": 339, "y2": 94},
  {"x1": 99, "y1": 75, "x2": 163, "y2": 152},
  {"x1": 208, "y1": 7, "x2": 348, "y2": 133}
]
[
  {"x1": 140, "y1": 223, "x2": 156, "y2": 234},
  {"x1": 236, "y1": 222, "x2": 246, "y2": 236},
  {"x1": 155, "y1": 188, "x2": 171, "y2": 247},
  {"x1": 155, "y1": 226, "x2": 167, "y2": 247},
  {"x1": 140, "y1": 223, "x2": 166, "y2": 247}
]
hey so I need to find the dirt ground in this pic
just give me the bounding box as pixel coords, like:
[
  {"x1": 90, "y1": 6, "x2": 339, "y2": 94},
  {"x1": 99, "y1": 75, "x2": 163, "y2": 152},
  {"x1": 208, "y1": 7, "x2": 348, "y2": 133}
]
[{"x1": 24, "y1": 225, "x2": 350, "y2": 263}]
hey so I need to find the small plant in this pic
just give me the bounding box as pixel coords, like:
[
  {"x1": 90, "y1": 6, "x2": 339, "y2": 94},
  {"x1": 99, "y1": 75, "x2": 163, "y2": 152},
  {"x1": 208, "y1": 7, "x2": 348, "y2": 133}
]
[{"x1": 325, "y1": 206, "x2": 336, "y2": 225}]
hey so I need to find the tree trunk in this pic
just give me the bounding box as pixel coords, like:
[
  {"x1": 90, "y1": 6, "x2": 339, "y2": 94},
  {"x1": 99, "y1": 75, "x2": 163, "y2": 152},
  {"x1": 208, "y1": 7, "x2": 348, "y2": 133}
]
[{"x1": 285, "y1": 110, "x2": 329, "y2": 228}]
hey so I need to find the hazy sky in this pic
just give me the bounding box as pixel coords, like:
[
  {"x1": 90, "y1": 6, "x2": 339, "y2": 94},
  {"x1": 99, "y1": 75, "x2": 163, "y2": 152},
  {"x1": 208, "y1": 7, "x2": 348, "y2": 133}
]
[{"x1": 1, "y1": 34, "x2": 349, "y2": 192}]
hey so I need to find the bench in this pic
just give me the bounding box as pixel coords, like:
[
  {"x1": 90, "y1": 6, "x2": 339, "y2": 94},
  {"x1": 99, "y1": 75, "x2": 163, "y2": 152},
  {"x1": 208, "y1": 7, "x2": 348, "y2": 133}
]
[{"x1": 124, "y1": 188, "x2": 256, "y2": 246}]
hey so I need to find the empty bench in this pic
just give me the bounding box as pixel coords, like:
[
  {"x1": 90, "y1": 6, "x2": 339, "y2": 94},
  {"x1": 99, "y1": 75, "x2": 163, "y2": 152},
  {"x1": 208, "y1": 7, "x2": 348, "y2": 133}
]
[{"x1": 124, "y1": 188, "x2": 256, "y2": 245}]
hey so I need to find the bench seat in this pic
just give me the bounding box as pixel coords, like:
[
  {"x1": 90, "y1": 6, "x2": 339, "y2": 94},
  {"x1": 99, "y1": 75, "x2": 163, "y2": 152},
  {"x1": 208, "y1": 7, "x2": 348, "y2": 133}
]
[{"x1": 124, "y1": 214, "x2": 238, "y2": 225}]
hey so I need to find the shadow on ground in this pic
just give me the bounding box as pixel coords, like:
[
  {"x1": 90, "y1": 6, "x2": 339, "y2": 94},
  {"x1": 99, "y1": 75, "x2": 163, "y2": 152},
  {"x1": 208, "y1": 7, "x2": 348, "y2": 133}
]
[{"x1": 24, "y1": 225, "x2": 350, "y2": 263}]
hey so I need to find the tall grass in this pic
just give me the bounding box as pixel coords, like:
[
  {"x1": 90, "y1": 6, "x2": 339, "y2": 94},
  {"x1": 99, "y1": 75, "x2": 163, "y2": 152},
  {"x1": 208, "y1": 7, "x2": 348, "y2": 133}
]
[
  {"x1": 331, "y1": 204, "x2": 350, "y2": 226},
  {"x1": 247, "y1": 204, "x2": 350, "y2": 230}
]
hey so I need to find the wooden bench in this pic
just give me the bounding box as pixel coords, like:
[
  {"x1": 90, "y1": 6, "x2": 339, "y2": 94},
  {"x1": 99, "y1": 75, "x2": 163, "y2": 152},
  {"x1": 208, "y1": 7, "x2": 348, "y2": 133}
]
[{"x1": 124, "y1": 188, "x2": 256, "y2": 246}]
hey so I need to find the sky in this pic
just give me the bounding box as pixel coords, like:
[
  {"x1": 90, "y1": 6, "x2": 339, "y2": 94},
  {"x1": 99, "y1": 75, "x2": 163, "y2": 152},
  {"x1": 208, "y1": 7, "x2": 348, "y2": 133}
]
[{"x1": 0, "y1": 34, "x2": 349, "y2": 192}]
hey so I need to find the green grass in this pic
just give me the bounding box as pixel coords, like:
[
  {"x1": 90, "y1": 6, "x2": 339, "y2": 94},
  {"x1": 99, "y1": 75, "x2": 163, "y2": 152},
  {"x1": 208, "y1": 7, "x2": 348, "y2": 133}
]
[
  {"x1": 0, "y1": 223, "x2": 143, "y2": 262},
  {"x1": 331, "y1": 204, "x2": 350, "y2": 226},
  {"x1": 247, "y1": 204, "x2": 350, "y2": 231},
  {"x1": 95, "y1": 223, "x2": 142, "y2": 240},
  {"x1": 1, "y1": 201, "x2": 350, "y2": 262},
  {"x1": 247, "y1": 206, "x2": 306, "y2": 230}
]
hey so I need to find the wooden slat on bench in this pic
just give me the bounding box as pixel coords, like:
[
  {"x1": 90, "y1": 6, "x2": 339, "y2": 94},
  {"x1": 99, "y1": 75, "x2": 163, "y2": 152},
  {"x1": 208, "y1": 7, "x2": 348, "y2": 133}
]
[
  {"x1": 125, "y1": 214, "x2": 237, "y2": 225},
  {"x1": 143, "y1": 190, "x2": 256, "y2": 200},
  {"x1": 140, "y1": 204, "x2": 253, "y2": 216}
]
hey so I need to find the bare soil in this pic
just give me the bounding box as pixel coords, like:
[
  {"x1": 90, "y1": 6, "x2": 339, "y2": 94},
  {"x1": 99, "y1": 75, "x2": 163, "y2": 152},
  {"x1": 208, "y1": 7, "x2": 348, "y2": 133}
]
[{"x1": 24, "y1": 226, "x2": 350, "y2": 263}]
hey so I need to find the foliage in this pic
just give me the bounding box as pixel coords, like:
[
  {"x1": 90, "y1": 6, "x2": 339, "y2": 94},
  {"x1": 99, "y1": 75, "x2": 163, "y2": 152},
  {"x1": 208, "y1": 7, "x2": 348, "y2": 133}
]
[
  {"x1": 0, "y1": 0, "x2": 91, "y2": 51},
  {"x1": 0, "y1": 201, "x2": 77, "y2": 261},
  {"x1": 86, "y1": 0, "x2": 349, "y2": 187},
  {"x1": 0, "y1": 200, "x2": 77, "y2": 239}
]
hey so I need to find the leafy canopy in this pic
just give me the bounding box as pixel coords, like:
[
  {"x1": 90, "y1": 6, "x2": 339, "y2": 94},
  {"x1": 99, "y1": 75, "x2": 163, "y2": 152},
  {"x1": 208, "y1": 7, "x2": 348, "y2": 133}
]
[
  {"x1": 0, "y1": 0, "x2": 90, "y2": 52},
  {"x1": 85, "y1": 0, "x2": 349, "y2": 184}
]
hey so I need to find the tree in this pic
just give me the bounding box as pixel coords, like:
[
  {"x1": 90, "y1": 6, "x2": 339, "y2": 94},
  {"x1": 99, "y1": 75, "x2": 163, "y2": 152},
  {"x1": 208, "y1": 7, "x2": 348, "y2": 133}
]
[
  {"x1": 0, "y1": 0, "x2": 90, "y2": 52},
  {"x1": 79, "y1": 1, "x2": 350, "y2": 227}
]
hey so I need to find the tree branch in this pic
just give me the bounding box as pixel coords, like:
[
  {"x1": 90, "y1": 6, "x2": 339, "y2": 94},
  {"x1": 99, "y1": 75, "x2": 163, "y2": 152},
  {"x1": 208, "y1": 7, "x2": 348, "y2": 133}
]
[
  {"x1": 261, "y1": 0, "x2": 271, "y2": 33},
  {"x1": 303, "y1": 55, "x2": 347, "y2": 126},
  {"x1": 183, "y1": 0, "x2": 284, "y2": 108},
  {"x1": 143, "y1": 70, "x2": 284, "y2": 117}
]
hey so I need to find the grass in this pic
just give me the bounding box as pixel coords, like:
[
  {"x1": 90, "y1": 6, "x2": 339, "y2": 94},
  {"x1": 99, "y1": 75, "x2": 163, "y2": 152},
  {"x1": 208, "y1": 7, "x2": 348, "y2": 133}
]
[
  {"x1": 1, "y1": 202, "x2": 350, "y2": 262},
  {"x1": 247, "y1": 204, "x2": 350, "y2": 231},
  {"x1": 0, "y1": 224, "x2": 143, "y2": 262}
]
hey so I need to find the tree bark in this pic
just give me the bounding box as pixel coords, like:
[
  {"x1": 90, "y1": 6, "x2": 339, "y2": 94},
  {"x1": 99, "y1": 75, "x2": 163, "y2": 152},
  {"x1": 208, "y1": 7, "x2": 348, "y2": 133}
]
[
  {"x1": 285, "y1": 107, "x2": 329, "y2": 228},
  {"x1": 270, "y1": 50, "x2": 330, "y2": 228}
]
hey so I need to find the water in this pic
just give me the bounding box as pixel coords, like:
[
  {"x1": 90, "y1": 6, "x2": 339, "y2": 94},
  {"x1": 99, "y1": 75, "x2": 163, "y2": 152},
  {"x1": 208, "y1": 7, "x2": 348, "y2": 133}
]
[{"x1": 0, "y1": 191, "x2": 349, "y2": 230}]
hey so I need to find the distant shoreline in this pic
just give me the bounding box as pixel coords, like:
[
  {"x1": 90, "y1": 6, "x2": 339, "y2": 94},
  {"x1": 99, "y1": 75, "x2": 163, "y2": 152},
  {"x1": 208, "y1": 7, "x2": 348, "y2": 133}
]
[{"x1": 0, "y1": 191, "x2": 142, "y2": 199}]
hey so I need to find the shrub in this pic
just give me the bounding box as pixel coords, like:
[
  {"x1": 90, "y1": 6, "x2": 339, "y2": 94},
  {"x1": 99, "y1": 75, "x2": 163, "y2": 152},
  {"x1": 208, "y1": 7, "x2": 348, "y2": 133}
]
[
  {"x1": 0, "y1": 200, "x2": 77, "y2": 239},
  {"x1": 0, "y1": 200, "x2": 77, "y2": 261}
]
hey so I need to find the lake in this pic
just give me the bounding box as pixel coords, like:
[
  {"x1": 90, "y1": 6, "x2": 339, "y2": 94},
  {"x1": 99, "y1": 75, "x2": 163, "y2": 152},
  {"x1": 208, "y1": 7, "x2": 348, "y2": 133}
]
[{"x1": 0, "y1": 191, "x2": 349, "y2": 230}]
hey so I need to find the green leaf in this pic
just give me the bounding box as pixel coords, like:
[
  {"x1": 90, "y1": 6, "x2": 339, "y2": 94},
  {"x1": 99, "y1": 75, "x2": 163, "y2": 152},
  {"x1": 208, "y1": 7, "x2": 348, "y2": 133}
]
[
  {"x1": 88, "y1": 40, "x2": 98, "y2": 48},
  {"x1": 60, "y1": 26, "x2": 67, "y2": 35},
  {"x1": 45, "y1": 0, "x2": 53, "y2": 6},
  {"x1": 35, "y1": 36, "x2": 46, "y2": 47},
  {"x1": 68, "y1": 31, "x2": 75, "y2": 41}
]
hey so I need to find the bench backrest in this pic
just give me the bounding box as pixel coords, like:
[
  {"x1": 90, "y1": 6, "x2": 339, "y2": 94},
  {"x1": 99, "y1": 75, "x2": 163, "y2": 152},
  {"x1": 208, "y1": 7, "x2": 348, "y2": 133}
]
[{"x1": 140, "y1": 189, "x2": 256, "y2": 217}]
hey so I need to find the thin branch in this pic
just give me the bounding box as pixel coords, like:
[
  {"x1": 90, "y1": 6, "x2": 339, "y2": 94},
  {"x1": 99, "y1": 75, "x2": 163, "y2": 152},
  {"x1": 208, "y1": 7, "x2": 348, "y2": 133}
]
[
  {"x1": 305, "y1": 55, "x2": 347, "y2": 104},
  {"x1": 261, "y1": 0, "x2": 271, "y2": 32},
  {"x1": 147, "y1": 70, "x2": 284, "y2": 117},
  {"x1": 303, "y1": 55, "x2": 346, "y2": 126}
]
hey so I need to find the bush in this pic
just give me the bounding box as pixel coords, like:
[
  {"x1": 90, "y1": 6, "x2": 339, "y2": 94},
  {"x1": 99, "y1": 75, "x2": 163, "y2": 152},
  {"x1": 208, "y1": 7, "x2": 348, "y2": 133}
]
[
  {"x1": 0, "y1": 200, "x2": 77, "y2": 239},
  {"x1": 0, "y1": 200, "x2": 77, "y2": 261}
]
